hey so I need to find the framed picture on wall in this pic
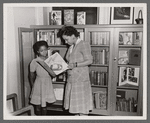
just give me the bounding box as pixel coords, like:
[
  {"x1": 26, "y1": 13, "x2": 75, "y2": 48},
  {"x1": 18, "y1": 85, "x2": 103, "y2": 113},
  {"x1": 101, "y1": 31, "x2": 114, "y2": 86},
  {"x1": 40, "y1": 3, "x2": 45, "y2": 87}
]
[{"x1": 111, "y1": 7, "x2": 133, "y2": 24}]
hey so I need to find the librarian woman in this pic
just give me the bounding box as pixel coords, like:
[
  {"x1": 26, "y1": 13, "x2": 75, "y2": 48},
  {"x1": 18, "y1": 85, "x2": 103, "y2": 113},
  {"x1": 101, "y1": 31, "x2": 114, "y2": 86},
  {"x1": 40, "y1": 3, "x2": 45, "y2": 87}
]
[{"x1": 58, "y1": 25, "x2": 93, "y2": 116}]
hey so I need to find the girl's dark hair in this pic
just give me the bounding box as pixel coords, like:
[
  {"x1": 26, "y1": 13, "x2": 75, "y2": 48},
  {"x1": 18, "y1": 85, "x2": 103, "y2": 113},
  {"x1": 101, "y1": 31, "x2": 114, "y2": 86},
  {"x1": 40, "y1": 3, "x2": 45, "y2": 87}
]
[
  {"x1": 57, "y1": 25, "x2": 80, "y2": 38},
  {"x1": 33, "y1": 41, "x2": 48, "y2": 55}
]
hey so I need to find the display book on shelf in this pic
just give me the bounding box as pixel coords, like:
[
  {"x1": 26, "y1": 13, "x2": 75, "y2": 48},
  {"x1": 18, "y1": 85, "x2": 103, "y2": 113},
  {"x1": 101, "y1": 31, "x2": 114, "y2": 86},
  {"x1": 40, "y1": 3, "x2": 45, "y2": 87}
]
[
  {"x1": 116, "y1": 29, "x2": 142, "y2": 114},
  {"x1": 118, "y1": 31, "x2": 142, "y2": 87}
]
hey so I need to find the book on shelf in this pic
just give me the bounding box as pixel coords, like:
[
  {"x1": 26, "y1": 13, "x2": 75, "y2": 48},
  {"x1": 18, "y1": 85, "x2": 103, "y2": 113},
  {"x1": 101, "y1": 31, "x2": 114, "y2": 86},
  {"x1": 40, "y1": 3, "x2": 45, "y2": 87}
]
[
  {"x1": 128, "y1": 49, "x2": 141, "y2": 66},
  {"x1": 53, "y1": 88, "x2": 64, "y2": 100},
  {"x1": 119, "y1": 32, "x2": 133, "y2": 45},
  {"x1": 77, "y1": 29, "x2": 84, "y2": 41},
  {"x1": 90, "y1": 70, "x2": 108, "y2": 86},
  {"x1": 133, "y1": 32, "x2": 142, "y2": 45},
  {"x1": 44, "y1": 52, "x2": 68, "y2": 75},
  {"x1": 93, "y1": 91, "x2": 107, "y2": 110},
  {"x1": 64, "y1": 9, "x2": 74, "y2": 25},
  {"x1": 119, "y1": 67, "x2": 140, "y2": 86},
  {"x1": 50, "y1": 11, "x2": 62, "y2": 25},
  {"x1": 90, "y1": 32, "x2": 109, "y2": 45},
  {"x1": 91, "y1": 49, "x2": 108, "y2": 64},
  {"x1": 77, "y1": 11, "x2": 86, "y2": 25},
  {"x1": 118, "y1": 50, "x2": 129, "y2": 65}
]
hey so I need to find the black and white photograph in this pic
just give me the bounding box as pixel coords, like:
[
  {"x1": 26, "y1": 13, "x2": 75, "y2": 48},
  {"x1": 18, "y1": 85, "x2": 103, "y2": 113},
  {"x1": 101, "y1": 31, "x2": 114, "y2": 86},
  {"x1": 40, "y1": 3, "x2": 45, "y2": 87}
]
[{"x1": 3, "y1": 3, "x2": 147, "y2": 120}]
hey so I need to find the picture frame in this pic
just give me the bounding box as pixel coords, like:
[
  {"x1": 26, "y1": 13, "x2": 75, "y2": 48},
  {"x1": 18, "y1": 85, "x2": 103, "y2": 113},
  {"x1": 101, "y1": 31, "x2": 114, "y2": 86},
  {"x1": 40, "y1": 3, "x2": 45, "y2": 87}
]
[{"x1": 111, "y1": 7, "x2": 133, "y2": 24}]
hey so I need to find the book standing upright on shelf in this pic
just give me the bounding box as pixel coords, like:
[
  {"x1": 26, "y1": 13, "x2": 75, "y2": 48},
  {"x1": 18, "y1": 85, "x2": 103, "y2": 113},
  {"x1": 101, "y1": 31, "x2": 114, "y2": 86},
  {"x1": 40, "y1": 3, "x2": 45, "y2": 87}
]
[
  {"x1": 119, "y1": 67, "x2": 140, "y2": 86},
  {"x1": 119, "y1": 32, "x2": 133, "y2": 45},
  {"x1": 133, "y1": 32, "x2": 142, "y2": 45},
  {"x1": 50, "y1": 10, "x2": 62, "y2": 25},
  {"x1": 64, "y1": 9, "x2": 74, "y2": 25},
  {"x1": 77, "y1": 11, "x2": 86, "y2": 25},
  {"x1": 118, "y1": 50, "x2": 129, "y2": 64}
]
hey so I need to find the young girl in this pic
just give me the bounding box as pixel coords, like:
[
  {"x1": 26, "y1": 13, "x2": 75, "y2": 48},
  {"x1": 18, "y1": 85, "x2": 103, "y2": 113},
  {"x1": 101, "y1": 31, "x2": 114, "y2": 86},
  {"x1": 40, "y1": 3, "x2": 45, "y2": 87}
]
[{"x1": 29, "y1": 41, "x2": 56, "y2": 115}]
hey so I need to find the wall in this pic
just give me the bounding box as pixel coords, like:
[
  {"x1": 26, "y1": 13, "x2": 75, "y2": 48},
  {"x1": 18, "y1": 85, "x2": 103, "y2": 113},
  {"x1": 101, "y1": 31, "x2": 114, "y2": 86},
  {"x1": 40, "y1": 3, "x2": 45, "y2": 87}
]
[
  {"x1": 6, "y1": 6, "x2": 52, "y2": 111},
  {"x1": 6, "y1": 7, "x2": 36, "y2": 110}
]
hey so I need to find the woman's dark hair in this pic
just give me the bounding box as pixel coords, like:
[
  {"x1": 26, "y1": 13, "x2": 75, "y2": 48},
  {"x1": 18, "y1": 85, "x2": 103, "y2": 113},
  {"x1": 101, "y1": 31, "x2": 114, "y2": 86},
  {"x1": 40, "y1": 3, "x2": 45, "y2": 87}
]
[
  {"x1": 57, "y1": 25, "x2": 80, "y2": 38},
  {"x1": 33, "y1": 41, "x2": 48, "y2": 55}
]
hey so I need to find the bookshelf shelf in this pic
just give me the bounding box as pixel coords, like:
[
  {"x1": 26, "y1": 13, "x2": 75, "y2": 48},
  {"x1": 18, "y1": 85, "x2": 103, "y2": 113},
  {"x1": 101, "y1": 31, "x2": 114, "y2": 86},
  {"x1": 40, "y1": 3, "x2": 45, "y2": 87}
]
[
  {"x1": 91, "y1": 85, "x2": 108, "y2": 88},
  {"x1": 91, "y1": 64, "x2": 109, "y2": 67},
  {"x1": 91, "y1": 45, "x2": 109, "y2": 47},
  {"x1": 49, "y1": 45, "x2": 67, "y2": 47},
  {"x1": 117, "y1": 86, "x2": 139, "y2": 90},
  {"x1": 118, "y1": 65, "x2": 141, "y2": 68},
  {"x1": 119, "y1": 45, "x2": 142, "y2": 48}
]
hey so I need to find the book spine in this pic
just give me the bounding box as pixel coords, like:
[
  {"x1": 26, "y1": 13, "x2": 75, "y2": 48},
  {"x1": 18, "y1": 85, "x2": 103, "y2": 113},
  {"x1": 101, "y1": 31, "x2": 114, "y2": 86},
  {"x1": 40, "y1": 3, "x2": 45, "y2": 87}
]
[
  {"x1": 96, "y1": 71, "x2": 101, "y2": 85},
  {"x1": 90, "y1": 70, "x2": 95, "y2": 85},
  {"x1": 37, "y1": 31, "x2": 40, "y2": 41},
  {"x1": 51, "y1": 31, "x2": 55, "y2": 45},
  {"x1": 94, "y1": 93, "x2": 100, "y2": 109},
  {"x1": 102, "y1": 49, "x2": 106, "y2": 64}
]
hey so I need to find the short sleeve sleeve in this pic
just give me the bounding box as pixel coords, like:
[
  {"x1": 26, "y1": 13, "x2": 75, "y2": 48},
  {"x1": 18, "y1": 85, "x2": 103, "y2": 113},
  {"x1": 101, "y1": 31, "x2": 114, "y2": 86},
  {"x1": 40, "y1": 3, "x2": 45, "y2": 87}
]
[
  {"x1": 80, "y1": 41, "x2": 93, "y2": 61},
  {"x1": 30, "y1": 59, "x2": 37, "y2": 72}
]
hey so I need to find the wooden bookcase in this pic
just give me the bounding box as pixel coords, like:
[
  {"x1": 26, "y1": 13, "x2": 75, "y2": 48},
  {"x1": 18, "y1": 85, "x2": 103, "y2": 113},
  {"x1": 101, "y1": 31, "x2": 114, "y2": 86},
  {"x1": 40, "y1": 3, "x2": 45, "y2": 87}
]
[{"x1": 18, "y1": 24, "x2": 143, "y2": 116}]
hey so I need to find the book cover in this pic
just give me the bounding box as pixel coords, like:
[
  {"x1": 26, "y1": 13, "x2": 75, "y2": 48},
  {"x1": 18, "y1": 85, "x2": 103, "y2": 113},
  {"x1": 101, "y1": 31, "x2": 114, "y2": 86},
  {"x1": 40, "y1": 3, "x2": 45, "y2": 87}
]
[
  {"x1": 123, "y1": 32, "x2": 133, "y2": 45},
  {"x1": 64, "y1": 9, "x2": 74, "y2": 25},
  {"x1": 133, "y1": 32, "x2": 142, "y2": 45},
  {"x1": 129, "y1": 49, "x2": 141, "y2": 66},
  {"x1": 51, "y1": 11, "x2": 62, "y2": 25},
  {"x1": 118, "y1": 50, "x2": 129, "y2": 64},
  {"x1": 44, "y1": 52, "x2": 68, "y2": 75},
  {"x1": 77, "y1": 11, "x2": 86, "y2": 25},
  {"x1": 53, "y1": 88, "x2": 64, "y2": 100},
  {"x1": 54, "y1": 29, "x2": 61, "y2": 45},
  {"x1": 119, "y1": 67, "x2": 140, "y2": 86}
]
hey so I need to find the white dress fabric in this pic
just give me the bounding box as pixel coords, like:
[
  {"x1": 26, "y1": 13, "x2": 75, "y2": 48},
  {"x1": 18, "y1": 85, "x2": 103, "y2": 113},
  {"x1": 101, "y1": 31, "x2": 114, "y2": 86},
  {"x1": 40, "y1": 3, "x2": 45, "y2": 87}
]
[{"x1": 30, "y1": 57, "x2": 56, "y2": 107}]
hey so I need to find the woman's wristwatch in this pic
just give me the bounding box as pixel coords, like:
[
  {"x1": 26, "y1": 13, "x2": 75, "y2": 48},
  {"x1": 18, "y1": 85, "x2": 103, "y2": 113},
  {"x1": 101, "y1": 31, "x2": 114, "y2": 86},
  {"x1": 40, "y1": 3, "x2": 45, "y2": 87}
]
[
  {"x1": 75, "y1": 62, "x2": 77, "y2": 67},
  {"x1": 73, "y1": 62, "x2": 77, "y2": 67}
]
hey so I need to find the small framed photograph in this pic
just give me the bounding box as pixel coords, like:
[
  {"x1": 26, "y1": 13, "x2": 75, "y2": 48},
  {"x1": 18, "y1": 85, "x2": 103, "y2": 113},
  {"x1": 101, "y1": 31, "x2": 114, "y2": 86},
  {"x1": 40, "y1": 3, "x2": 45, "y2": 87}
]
[{"x1": 111, "y1": 7, "x2": 133, "y2": 24}]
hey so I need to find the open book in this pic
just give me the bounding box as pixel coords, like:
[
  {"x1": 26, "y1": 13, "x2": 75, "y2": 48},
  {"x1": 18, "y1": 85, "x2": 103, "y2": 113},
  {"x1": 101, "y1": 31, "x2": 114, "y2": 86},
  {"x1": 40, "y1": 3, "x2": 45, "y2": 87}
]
[
  {"x1": 119, "y1": 67, "x2": 140, "y2": 86},
  {"x1": 44, "y1": 52, "x2": 68, "y2": 75}
]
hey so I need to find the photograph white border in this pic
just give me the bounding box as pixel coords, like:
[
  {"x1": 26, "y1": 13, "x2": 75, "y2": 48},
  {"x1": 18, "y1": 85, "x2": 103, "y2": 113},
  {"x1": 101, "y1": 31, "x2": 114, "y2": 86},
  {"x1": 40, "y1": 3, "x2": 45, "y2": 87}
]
[{"x1": 3, "y1": 3, "x2": 147, "y2": 120}]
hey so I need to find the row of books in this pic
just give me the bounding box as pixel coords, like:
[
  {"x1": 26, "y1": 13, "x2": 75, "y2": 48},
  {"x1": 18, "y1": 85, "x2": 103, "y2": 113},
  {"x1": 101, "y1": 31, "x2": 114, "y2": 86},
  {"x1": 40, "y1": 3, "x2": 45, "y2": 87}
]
[
  {"x1": 116, "y1": 97, "x2": 137, "y2": 112},
  {"x1": 50, "y1": 10, "x2": 86, "y2": 25},
  {"x1": 90, "y1": 71, "x2": 108, "y2": 86},
  {"x1": 93, "y1": 91, "x2": 107, "y2": 109},
  {"x1": 90, "y1": 32, "x2": 109, "y2": 45},
  {"x1": 91, "y1": 49, "x2": 108, "y2": 64},
  {"x1": 119, "y1": 67, "x2": 140, "y2": 86},
  {"x1": 37, "y1": 29, "x2": 84, "y2": 45},
  {"x1": 118, "y1": 49, "x2": 141, "y2": 65},
  {"x1": 37, "y1": 29, "x2": 62, "y2": 45},
  {"x1": 119, "y1": 32, "x2": 142, "y2": 45}
]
